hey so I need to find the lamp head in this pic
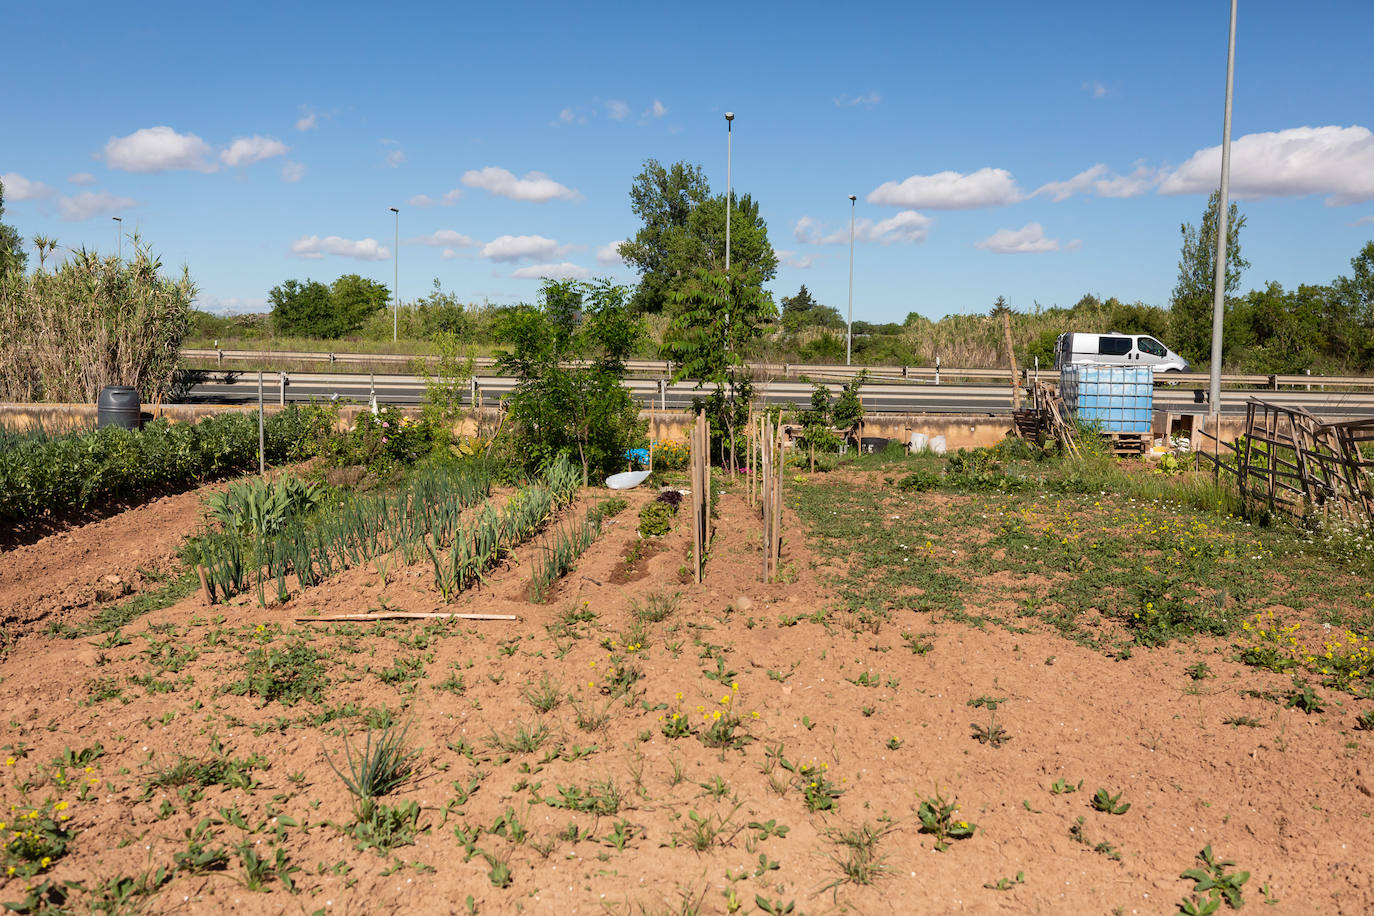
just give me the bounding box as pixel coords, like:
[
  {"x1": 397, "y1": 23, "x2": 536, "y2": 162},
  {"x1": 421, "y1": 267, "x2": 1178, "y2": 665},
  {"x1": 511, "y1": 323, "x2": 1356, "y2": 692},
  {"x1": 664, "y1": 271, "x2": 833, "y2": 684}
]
[
  {"x1": 848, "y1": 195, "x2": 856, "y2": 202},
  {"x1": 112, "y1": 216, "x2": 121, "y2": 222},
  {"x1": 724, "y1": 112, "x2": 734, "y2": 121},
  {"x1": 389, "y1": 207, "x2": 399, "y2": 213}
]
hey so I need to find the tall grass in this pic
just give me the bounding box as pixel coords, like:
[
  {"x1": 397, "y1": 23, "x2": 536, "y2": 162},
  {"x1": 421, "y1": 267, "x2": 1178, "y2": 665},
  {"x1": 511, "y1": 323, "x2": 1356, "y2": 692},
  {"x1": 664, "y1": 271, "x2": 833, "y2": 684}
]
[{"x1": 0, "y1": 239, "x2": 195, "y2": 403}]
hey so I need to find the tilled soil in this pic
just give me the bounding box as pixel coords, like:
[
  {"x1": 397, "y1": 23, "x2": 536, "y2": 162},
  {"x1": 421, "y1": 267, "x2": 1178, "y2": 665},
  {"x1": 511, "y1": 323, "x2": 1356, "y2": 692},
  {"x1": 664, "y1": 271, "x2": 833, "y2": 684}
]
[{"x1": 0, "y1": 471, "x2": 1370, "y2": 915}]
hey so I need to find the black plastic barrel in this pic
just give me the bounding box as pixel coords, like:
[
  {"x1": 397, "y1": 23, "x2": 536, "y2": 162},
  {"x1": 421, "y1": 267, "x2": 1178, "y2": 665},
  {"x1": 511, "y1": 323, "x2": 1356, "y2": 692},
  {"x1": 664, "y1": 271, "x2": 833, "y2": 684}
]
[
  {"x1": 860, "y1": 436, "x2": 890, "y2": 454},
  {"x1": 97, "y1": 386, "x2": 141, "y2": 430}
]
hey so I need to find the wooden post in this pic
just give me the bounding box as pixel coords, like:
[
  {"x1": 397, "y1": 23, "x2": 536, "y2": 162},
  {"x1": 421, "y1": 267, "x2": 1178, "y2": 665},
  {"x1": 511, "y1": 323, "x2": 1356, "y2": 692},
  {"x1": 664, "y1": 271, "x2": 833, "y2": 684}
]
[
  {"x1": 257, "y1": 370, "x2": 265, "y2": 476},
  {"x1": 772, "y1": 421, "x2": 783, "y2": 575},
  {"x1": 692, "y1": 412, "x2": 702, "y2": 584}
]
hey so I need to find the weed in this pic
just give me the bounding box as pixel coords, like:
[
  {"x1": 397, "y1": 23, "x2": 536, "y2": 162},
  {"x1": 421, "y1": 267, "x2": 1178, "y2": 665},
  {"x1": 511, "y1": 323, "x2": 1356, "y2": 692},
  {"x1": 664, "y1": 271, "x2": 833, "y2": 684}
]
[
  {"x1": 1187, "y1": 661, "x2": 1214, "y2": 680},
  {"x1": 984, "y1": 872, "x2": 1025, "y2": 890},
  {"x1": 227, "y1": 641, "x2": 327, "y2": 705},
  {"x1": 675, "y1": 805, "x2": 741, "y2": 851},
  {"x1": 1285, "y1": 679, "x2": 1324, "y2": 714},
  {"x1": 1090, "y1": 788, "x2": 1131, "y2": 815},
  {"x1": 520, "y1": 675, "x2": 565, "y2": 713},
  {"x1": 1223, "y1": 715, "x2": 1263, "y2": 728},
  {"x1": 825, "y1": 820, "x2": 894, "y2": 888},
  {"x1": 1049, "y1": 778, "x2": 1082, "y2": 795},
  {"x1": 1355, "y1": 710, "x2": 1374, "y2": 731},
  {"x1": 348, "y1": 800, "x2": 424, "y2": 855},
  {"x1": 917, "y1": 786, "x2": 976, "y2": 851},
  {"x1": 490, "y1": 721, "x2": 552, "y2": 755},
  {"x1": 632, "y1": 590, "x2": 680, "y2": 624},
  {"x1": 1179, "y1": 845, "x2": 1249, "y2": 912}
]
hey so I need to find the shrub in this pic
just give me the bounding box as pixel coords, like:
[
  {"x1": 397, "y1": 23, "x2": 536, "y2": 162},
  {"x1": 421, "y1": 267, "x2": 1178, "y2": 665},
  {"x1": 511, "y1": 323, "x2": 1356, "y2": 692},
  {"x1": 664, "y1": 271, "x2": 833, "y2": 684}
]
[{"x1": 0, "y1": 406, "x2": 331, "y2": 524}]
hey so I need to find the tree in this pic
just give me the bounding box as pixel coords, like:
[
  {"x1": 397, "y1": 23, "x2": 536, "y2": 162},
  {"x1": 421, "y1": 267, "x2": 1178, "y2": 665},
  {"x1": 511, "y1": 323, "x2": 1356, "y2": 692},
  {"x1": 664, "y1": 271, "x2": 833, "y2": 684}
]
[
  {"x1": 620, "y1": 159, "x2": 778, "y2": 314},
  {"x1": 269, "y1": 274, "x2": 388, "y2": 338},
  {"x1": 0, "y1": 180, "x2": 27, "y2": 277},
  {"x1": 1330, "y1": 241, "x2": 1374, "y2": 370},
  {"x1": 1169, "y1": 189, "x2": 1249, "y2": 363},
  {"x1": 494, "y1": 278, "x2": 644, "y2": 485},
  {"x1": 329, "y1": 273, "x2": 391, "y2": 333},
  {"x1": 781, "y1": 285, "x2": 844, "y2": 333},
  {"x1": 797, "y1": 383, "x2": 839, "y2": 470},
  {"x1": 269, "y1": 279, "x2": 335, "y2": 337},
  {"x1": 663, "y1": 267, "x2": 777, "y2": 465}
]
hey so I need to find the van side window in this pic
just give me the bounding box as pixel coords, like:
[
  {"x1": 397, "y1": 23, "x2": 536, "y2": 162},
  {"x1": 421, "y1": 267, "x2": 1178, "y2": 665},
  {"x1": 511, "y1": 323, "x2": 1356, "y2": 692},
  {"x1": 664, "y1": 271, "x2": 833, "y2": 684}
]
[
  {"x1": 1097, "y1": 337, "x2": 1132, "y2": 356},
  {"x1": 1139, "y1": 337, "x2": 1166, "y2": 357}
]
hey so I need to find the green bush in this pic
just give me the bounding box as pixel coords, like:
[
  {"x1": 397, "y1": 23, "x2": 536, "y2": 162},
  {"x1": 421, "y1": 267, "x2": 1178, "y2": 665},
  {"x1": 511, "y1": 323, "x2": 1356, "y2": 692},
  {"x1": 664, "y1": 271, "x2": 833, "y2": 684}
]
[
  {"x1": 322, "y1": 407, "x2": 450, "y2": 473},
  {"x1": 0, "y1": 406, "x2": 331, "y2": 524}
]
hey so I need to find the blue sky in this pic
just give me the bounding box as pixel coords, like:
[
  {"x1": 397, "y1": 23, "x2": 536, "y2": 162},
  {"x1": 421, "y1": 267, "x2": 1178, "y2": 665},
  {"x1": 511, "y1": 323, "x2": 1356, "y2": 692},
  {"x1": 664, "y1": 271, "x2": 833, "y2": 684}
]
[{"x1": 4, "y1": 0, "x2": 1374, "y2": 326}]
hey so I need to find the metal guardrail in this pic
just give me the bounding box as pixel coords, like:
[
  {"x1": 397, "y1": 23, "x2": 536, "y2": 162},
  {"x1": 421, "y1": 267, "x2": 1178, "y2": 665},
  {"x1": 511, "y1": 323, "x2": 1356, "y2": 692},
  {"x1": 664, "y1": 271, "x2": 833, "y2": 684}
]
[{"x1": 180, "y1": 349, "x2": 1374, "y2": 390}]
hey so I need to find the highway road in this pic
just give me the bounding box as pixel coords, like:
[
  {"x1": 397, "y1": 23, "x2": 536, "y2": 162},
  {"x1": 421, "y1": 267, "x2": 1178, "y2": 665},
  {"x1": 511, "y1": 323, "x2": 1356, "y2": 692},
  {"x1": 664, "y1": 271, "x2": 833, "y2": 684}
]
[{"x1": 179, "y1": 371, "x2": 1374, "y2": 418}]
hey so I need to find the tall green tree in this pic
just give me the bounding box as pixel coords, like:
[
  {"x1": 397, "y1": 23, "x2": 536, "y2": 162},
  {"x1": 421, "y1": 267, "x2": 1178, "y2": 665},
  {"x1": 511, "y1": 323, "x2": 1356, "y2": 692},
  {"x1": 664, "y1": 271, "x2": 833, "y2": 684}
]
[
  {"x1": 0, "y1": 180, "x2": 28, "y2": 277},
  {"x1": 494, "y1": 278, "x2": 644, "y2": 485},
  {"x1": 268, "y1": 278, "x2": 335, "y2": 337},
  {"x1": 268, "y1": 274, "x2": 388, "y2": 338},
  {"x1": 663, "y1": 267, "x2": 777, "y2": 464},
  {"x1": 780, "y1": 284, "x2": 843, "y2": 333},
  {"x1": 620, "y1": 159, "x2": 778, "y2": 314},
  {"x1": 1169, "y1": 189, "x2": 1249, "y2": 363}
]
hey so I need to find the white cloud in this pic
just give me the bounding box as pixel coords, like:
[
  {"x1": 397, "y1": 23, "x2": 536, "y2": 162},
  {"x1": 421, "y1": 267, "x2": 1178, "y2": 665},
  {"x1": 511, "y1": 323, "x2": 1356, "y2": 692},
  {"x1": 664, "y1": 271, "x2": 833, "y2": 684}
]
[
  {"x1": 221, "y1": 135, "x2": 289, "y2": 167},
  {"x1": 411, "y1": 188, "x2": 461, "y2": 207},
  {"x1": 385, "y1": 149, "x2": 406, "y2": 168},
  {"x1": 596, "y1": 241, "x2": 625, "y2": 265},
  {"x1": 462, "y1": 166, "x2": 580, "y2": 202},
  {"x1": 281, "y1": 161, "x2": 306, "y2": 182},
  {"x1": 511, "y1": 262, "x2": 591, "y2": 280},
  {"x1": 1350, "y1": 214, "x2": 1374, "y2": 226},
  {"x1": 773, "y1": 249, "x2": 816, "y2": 269},
  {"x1": 647, "y1": 100, "x2": 668, "y2": 119},
  {"x1": 290, "y1": 235, "x2": 390, "y2": 261},
  {"x1": 58, "y1": 191, "x2": 138, "y2": 222},
  {"x1": 975, "y1": 222, "x2": 1074, "y2": 254},
  {"x1": 1159, "y1": 125, "x2": 1374, "y2": 205},
  {"x1": 441, "y1": 249, "x2": 469, "y2": 260},
  {"x1": 606, "y1": 100, "x2": 630, "y2": 121},
  {"x1": 834, "y1": 91, "x2": 881, "y2": 108},
  {"x1": 296, "y1": 107, "x2": 318, "y2": 132},
  {"x1": 1033, "y1": 163, "x2": 1160, "y2": 201},
  {"x1": 407, "y1": 230, "x2": 479, "y2": 249},
  {"x1": 103, "y1": 126, "x2": 215, "y2": 173},
  {"x1": 867, "y1": 167, "x2": 1022, "y2": 209},
  {"x1": 1, "y1": 172, "x2": 52, "y2": 200},
  {"x1": 67, "y1": 172, "x2": 97, "y2": 186},
  {"x1": 1083, "y1": 81, "x2": 1108, "y2": 99},
  {"x1": 794, "y1": 210, "x2": 931, "y2": 245},
  {"x1": 194, "y1": 294, "x2": 268, "y2": 314},
  {"x1": 481, "y1": 234, "x2": 561, "y2": 262},
  {"x1": 559, "y1": 108, "x2": 576, "y2": 123}
]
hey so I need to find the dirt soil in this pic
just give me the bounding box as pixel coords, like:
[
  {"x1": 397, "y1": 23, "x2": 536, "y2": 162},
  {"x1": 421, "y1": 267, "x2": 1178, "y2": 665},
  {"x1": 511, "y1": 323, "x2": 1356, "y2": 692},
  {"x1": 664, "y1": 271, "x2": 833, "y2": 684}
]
[{"x1": 1, "y1": 470, "x2": 1372, "y2": 915}]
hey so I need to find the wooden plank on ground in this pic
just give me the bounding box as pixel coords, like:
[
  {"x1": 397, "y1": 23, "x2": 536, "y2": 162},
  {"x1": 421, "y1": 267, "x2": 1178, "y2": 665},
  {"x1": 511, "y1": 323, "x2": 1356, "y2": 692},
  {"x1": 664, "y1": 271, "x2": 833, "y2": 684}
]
[{"x1": 296, "y1": 612, "x2": 517, "y2": 622}]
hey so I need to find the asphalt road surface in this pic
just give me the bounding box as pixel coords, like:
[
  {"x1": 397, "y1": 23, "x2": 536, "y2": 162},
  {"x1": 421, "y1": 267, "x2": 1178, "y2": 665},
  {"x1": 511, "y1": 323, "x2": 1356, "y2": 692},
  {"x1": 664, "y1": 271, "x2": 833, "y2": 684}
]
[{"x1": 180, "y1": 372, "x2": 1374, "y2": 418}]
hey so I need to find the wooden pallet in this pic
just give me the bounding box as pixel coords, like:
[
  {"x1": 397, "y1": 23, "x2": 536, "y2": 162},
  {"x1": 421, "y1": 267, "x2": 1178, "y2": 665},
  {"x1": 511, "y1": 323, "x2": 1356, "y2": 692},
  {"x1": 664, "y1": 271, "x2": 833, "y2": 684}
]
[{"x1": 1105, "y1": 432, "x2": 1148, "y2": 456}]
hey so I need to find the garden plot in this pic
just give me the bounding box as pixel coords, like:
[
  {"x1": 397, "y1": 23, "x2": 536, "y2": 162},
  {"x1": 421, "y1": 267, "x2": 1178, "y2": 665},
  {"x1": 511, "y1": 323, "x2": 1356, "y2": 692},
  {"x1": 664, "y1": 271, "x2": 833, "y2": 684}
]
[{"x1": 1, "y1": 447, "x2": 1373, "y2": 915}]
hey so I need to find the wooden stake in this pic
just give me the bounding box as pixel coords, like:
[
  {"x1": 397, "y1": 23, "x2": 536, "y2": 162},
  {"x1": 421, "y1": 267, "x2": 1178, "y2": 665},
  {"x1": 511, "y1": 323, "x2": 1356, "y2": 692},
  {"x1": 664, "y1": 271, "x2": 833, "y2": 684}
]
[
  {"x1": 296, "y1": 612, "x2": 517, "y2": 622},
  {"x1": 196, "y1": 565, "x2": 211, "y2": 605}
]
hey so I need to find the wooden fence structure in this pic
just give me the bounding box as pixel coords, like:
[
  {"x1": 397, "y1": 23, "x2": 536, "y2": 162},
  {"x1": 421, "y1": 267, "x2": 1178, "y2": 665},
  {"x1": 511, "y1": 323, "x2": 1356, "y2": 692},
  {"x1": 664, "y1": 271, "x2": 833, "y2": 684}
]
[
  {"x1": 1197, "y1": 399, "x2": 1374, "y2": 527},
  {"x1": 689, "y1": 409, "x2": 710, "y2": 584}
]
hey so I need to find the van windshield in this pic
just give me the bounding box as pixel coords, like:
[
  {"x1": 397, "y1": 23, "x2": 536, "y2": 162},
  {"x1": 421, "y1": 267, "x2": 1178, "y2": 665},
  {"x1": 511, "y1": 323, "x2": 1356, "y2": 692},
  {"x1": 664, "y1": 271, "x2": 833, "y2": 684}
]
[{"x1": 1139, "y1": 337, "x2": 1166, "y2": 357}]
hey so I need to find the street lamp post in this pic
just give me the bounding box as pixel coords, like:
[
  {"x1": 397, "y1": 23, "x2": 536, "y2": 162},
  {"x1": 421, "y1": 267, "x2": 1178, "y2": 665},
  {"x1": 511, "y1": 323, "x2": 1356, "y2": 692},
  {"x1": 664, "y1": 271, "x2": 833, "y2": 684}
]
[
  {"x1": 389, "y1": 207, "x2": 399, "y2": 343},
  {"x1": 724, "y1": 112, "x2": 734, "y2": 273},
  {"x1": 1206, "y1": 0, "x2": 1238, "y2": 431},
  {"x1": 112, "y1": 216, "x2": 122, "y2": 260},
  {"x1": 846, "y1": 195, "x2": 856, "y2": 366}
]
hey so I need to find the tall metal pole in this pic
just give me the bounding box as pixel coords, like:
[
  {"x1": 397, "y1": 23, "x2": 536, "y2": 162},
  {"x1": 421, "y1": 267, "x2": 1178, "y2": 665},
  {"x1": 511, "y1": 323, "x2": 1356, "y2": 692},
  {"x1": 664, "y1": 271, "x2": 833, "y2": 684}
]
[
  {"x1": 724, "y1": 112, "x2": 734, "y2": 272},
  {"x1": 112, "y1": 216, "x2": 122, "y2": 259},
  {"x1": 846, "y1": 195, "x2": 856, "y2": 366},
  {"x1": 1207, "y1": 0, "x2": 1238, "y2": 429},
  {"x1": 390, "y1": 207, "x2": 400, "y2": 342}
]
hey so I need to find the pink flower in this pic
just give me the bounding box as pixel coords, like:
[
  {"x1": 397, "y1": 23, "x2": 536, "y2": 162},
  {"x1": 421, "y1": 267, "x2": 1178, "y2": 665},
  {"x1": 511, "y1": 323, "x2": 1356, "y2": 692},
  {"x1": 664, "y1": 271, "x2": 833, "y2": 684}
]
[
  {"x1": 381, "y1": 436, "x2": 388, "y2": 444},
  {"x1": 382, "y1": 421, "x2": 390, "y2": 428}
]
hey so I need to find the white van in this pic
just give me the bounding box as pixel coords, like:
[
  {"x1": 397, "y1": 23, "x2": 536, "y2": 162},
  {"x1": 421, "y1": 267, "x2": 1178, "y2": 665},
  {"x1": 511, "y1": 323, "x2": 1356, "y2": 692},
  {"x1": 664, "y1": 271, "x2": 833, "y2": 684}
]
[{"x1": 1054, "y1": 332, "x2": 1190, "y2": 374}]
